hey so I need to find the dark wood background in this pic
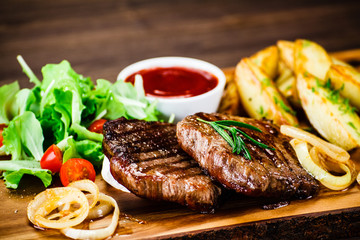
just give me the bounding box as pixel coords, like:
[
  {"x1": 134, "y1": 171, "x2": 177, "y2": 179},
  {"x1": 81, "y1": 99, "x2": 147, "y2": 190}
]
[{"x1": 1, "y1": 0, "x2": 360, "y2": 88}]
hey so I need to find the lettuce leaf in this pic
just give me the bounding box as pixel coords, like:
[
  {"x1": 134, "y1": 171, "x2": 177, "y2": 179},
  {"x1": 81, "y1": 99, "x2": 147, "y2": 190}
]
[
  {"x1": 40, "y1": 60, "x2": 90, "y2": 125},
  {"x1": 70, "y1": 123, "x2": 103, "y2": 142},
  {"x1": 81, "y1": 78, "x2": 159, "y2": 122},
  {"x1": 17, "y1": 55, "x2": 41, "y2": 86},
  {"x1": 0, "y1": 56, "x2": 161, "y2": 189},
  {"x1": 0, "y1": 81, "x2": 20, "y2": 124},
  {"x1": 81, "y1": 79, "x2": 112, "y2": 124},
  {"x1": 0, "y1": 160, "x2": 52, "y2": 189},
  {"x1": 2, "y1": 111, "x2": 44, "y2": 160},
  {"x1": 74, "y1": 140, "x2": 103, "y2": 168},
  {"x1": 11, "y1": 88, "x2": 33, "y2": 117},
  {"x1": 40, "y1": 89, "x2": 73, "y2": 149},
  {"x1": 61, "y1": 138, "x2": 103, "y2": 168}
]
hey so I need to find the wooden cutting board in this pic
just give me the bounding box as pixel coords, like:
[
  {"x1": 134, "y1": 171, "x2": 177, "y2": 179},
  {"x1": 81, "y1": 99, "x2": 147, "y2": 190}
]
[
  {"x1": 1, "y1": 49, "x2": 360, "y2": 240},
  {"x1": 1, "y1": 151, "x2": 360, "y2": 240}
]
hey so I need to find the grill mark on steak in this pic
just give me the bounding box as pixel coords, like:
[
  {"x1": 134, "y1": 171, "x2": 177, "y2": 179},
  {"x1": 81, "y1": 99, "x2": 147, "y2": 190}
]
[
  {"x1": 103, "y1": 117, "x2": 222, "y2": 213},
  {"x1": 137, "y1": 155, "x2": 195, "y2": 174},
  {"x1": 176, "y1": 112, "x2": 319, "y2": 200},
  {"x1": 106, "y1": 134, "x2": 178, "y2": 155}
]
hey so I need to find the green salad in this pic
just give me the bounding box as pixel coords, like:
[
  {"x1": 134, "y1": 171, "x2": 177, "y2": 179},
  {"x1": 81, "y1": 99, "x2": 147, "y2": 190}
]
[{"x1": 0, "y1": 56, "x2": 160, "y2": 189}]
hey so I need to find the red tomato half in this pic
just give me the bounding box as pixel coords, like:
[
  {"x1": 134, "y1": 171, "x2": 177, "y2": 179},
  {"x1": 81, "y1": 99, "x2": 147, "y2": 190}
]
[
  {"x1": 60, "y1": 158, "x2": 96, "y2": 186},
  {"x1": 40, "y1": 144, "x2": 63, "y2": 173},
  {"x1": 88, "y1": 119, "x2": 107, "y2": 134},
  {"x1": 0, "y1": 124, "x2": 7, "y2": 147}
]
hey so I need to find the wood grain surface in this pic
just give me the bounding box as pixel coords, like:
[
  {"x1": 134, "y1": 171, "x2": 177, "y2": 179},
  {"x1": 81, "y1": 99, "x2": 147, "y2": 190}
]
[
  {"x1": 1, "y1": 149, "x2": 360, "y2": 240},
  {"x1": 1, "y1": 1, "x2": 360, "y2": 239}
]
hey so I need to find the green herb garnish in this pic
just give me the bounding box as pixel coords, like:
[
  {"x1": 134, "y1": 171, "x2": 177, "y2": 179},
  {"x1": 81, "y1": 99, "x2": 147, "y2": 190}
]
[
  {"x1": 261, "y1": 77, "x2": 272, "y2": 87},
  {"x1": 257, "y1": 105, "x2": 268, "y2": 118},
  {"x1": 197, "y1": 118, "x2": 275, "y2": 160},
  {"x1": 273, "y1": 96, "x2": 297, "y2": 116},
  {"x1": 348, "y1": 121, "x2": 360, "y2": 137},
  {"x1": 316, "y1": 78, "x2": 357, "y2": 115},
  {"x1": 302, "y1": 40, "x2": 311, "y2": 48}
]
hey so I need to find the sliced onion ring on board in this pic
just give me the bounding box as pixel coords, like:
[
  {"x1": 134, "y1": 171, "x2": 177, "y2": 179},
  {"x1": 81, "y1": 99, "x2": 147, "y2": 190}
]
[
  {"x1": 27, "y1": 180, "x2": 120, "y2": 239},
  {"x1": 61, "y1": 193, "x2": 120, "y2": 240},
  {"x1": 68, "y1": 180, "x2": 99, "y2": 209},
  {"x1": 27, "y1": 187, "x2": 89, "y2": 229},
  {"x1": 87, "y1": 196, "x2": 114, "y2": 220},
  {"x1": 281, "y1": 125, "x2": 350, "y2": 163},
  {"x1": 290, "y1": 139, "x2": 356, "y2": 190}
]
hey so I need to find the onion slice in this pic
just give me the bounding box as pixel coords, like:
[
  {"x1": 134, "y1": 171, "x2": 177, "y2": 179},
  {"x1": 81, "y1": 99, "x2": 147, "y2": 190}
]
[
  {"x1": 87, "y1": 197, "x2": 114, "y2": 220},
  {"x1": 281, "y1": 125, "x2": 350, "y2": 162},
  {"x1": 68, "y1": 180, "x2": 99, "y2": 209},
  {"x1": 61, "y1": 193, "x2": 119, "y2": 240},
  {"x1": 28, "y1": 180, "x2": 121, "y2": 239},
  {"x1": 27, "y1": 187, "x2": 89, "y2": 229},
  {"x1": 290, "y1": 139, "x2": 356, "y2": 190}
]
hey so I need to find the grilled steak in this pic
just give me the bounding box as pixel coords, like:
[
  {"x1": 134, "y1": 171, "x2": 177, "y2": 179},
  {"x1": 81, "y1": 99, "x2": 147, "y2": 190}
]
[
  {"x1": 177, "y1": 112, "x2": 319, "y2": 199},
  {"x1": 102, "y1": 117, "x2": 222, "y2": 213}
]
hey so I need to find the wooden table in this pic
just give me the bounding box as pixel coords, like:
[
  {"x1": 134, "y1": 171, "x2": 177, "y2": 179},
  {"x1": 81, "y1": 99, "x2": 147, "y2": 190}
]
[
  {"x1": 1, "y1": 0, "x2": 360, "y2": 239},
  {"x1": 1, "y1": 153, "x2": 360, "y2": 240}
]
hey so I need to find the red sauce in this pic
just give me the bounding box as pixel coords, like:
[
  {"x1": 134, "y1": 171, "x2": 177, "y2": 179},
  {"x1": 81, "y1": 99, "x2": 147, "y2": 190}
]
[{"x1": 124, "y1": 67, "x2": 218, "y2": 98}]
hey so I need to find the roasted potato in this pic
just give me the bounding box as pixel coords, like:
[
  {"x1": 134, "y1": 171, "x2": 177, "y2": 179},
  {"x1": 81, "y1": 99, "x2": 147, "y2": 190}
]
[
  {"x1": 277, "y1": 40, "x2": 295, "y2": 71},
  {"x1": 218, "y1": 69, "x2": 245, "y2": 116},
  {"x1": 234, "y1": 58, "x2": 298, "y2": 126},
  {"x1": 326, "y1": 64, "x2": 360, "y2": 110},
  {"x1": 250, "y1": 45, "x2": 279, "y2": 79},
  {"x1": 331, "y1": 56, "x2": 352, "y2": 67},
  {"x1": 294, "y1": 39, "x2": 332, "y2": 81},
  {"x1": 276, "y1": 61, "x2": 301, "y2": 108},
  {"x1": 297, "y1": 72, "x2": 360, "y2": 150}
]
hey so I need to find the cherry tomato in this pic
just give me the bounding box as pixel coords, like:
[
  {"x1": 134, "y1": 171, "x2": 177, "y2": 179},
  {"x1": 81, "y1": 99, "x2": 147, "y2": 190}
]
[
  {"x1": 0, "y1": 124, "x2": 7, "y2": 147},
  {"x1": 0, "y1": 123, "x2": 7, "y2": 147},
  {"x1": 40, "y1": 144, "x2": 63, "y2": 173},
  {"x1": 88, "y1": 119, "x2": 107, "y2": 134},
  {"x1": 60, "y1": 158, "x2": 96, "y2": 186}
]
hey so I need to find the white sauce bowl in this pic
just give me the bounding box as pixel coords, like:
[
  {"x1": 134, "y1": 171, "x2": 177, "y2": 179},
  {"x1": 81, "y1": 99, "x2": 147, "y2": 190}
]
[{"x1": 117, "y1": 57, "x2": 226, "y2": 123}]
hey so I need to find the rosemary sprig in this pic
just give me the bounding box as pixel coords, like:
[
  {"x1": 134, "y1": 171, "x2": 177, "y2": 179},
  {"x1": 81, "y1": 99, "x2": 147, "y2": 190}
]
[{"x1": 197, "y1": 118, "x2": 275, "y2": 160}]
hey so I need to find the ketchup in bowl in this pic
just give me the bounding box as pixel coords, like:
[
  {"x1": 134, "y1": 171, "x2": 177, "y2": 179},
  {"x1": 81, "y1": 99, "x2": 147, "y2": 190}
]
[
  {"x1": 124, "y1": 67, "x2": 218, "y2": 98},
  {"x1": 118, "y1": 57, "x2": 226, "y2": 123}
]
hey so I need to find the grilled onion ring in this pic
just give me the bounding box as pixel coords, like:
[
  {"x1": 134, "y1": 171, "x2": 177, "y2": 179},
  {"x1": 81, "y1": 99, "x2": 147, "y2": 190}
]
[
  {"x1": 61, "y1": 193, "x2": 119, "y2": 240},
  {"x1": 290, "y1": 139, "x2": 356, "y2": 190},
  {"x1": 27, "y1": 180, "x2": 120, "y2": 239},
  {"x1": 27, "y1": 187, "x2": 89, "y2": 229},
  {"x1": 68, "y1": 180, "x2": 99, "y2": 209},
  {"x1": 87, "y1": 196, "x2": 114, "y2": 220},
  {"x1": 281, "y1": 125, "x2": 350, "y2": 162}
]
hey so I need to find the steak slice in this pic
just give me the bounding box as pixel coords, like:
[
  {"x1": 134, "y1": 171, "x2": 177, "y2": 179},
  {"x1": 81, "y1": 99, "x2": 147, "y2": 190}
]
[
  {"x1": 102, "y1": 117, "x2": 222, "y2": 213},
  {"x1": 177, "y1": 112, "x2": 319, "y2": 199}
]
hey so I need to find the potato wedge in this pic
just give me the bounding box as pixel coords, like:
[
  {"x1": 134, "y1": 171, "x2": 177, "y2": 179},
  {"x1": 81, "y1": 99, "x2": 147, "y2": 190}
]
[
  {"x1": 331, "y1": 56, "x2": 352, "y2": 67},
  {"x1": 218, "y1": 70, "x2": 245, "y2": 116},
  {"x1": 326, "y1": 64, "x2": 360, "y2": 110},
  {"x1": 277, "y1": 40, "x2": 295, "y2": 71},
  {"x1": 294, "y1": 39, "x2": 332, "y2": 81},
  {"x1": 276, "y1": 61, "x2": 301, "y2": 108},
  {"x1": 234, "y1": 58, "x2": 298, "y2": 126},
  {"x1": 250, "y1": 45, "x2": 279, "y2": 79},
  {"x1": 297, "y1": 72, "x2": 360, "y2": 150},
  {"x1": 276, "y1": 61, "x2": 294, "y2": 98}
]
